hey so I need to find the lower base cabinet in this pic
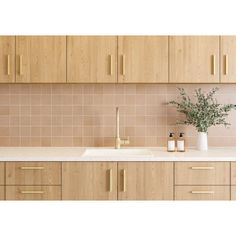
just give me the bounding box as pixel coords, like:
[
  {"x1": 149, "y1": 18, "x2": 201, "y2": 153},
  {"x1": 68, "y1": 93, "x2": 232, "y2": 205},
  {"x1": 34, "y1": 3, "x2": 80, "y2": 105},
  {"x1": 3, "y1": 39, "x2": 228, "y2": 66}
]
[
  {"x1": 231, "y1": 186, "x2": 236, "y2": 200},
  {"x1": 118, "y1": 162, "x2": 173, "y2": 200},
  {"x1": 0, "y1": 186, "x2": 4, "y2": 200},
  {"x1": 6, "y1": 186, "x2": 61, "y2": 200},
  {"x1": 62, "y1": 162, "x2": 117, "y2": 200}
]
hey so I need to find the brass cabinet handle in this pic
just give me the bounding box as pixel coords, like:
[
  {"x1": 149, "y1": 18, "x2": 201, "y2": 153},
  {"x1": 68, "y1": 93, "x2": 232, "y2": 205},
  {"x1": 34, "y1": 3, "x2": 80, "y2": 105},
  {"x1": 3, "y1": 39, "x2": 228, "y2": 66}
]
[
  {"x1": 108, "y1": 169, "x2": 112, "y2": 192},
  {"x1": 19, "y1": 55, "x2": 23, "y2": 75},
  {"x1": 121, "y1": 169, "x2": 126, "y2": 192},
  {"x1": 121, "y1": 55, "x2": 125, "y2": 76},
  {"x1": 109, "y1": 55, "x2": 113, "y2": 75},
  {"x1": 7, "y1": 55, "x2": 10, "y2": 75},
  {"x1": 191, "y1": 191, "x2": 214, "y2": 194},
  {"x1": 224, "y1": 54, "x2": 228, "y2": 75},
  {"x1": 20, "y1": 190, "x2": 44, "y2": 194},
  {"x1": 191, "y1": 166, "x2": 215, "y2": 170},
  {"x1": 211, "y1": 55, "x2": 215, "y2": 75},
  {"x1": 20, "y1": 166, "x2": 45, "y2": 170}
]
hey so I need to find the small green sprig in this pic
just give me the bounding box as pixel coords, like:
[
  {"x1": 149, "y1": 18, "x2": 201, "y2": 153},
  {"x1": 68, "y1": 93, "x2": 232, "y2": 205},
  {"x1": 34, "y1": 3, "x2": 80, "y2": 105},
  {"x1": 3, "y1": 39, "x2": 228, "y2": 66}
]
[{"x1": 168, "y1": 88, "x2": 236, "y2": 133}]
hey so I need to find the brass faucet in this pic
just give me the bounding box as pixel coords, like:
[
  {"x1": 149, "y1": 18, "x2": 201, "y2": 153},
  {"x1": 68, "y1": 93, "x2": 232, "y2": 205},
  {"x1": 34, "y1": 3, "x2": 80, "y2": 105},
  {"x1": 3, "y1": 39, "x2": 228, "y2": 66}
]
[{"x1": 115, "y1": 107, "x2": 130, "y2": 149}]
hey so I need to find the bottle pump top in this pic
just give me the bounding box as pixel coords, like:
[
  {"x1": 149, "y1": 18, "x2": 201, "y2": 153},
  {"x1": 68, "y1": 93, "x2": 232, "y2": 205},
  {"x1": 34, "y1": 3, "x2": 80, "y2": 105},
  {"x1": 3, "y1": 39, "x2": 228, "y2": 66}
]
[
  {"x1": 179, "y1": 132, "x2": 184, "y2": 137},
  {"x1": 169, "y1": 132, "x2": 174, "y2": 137}
]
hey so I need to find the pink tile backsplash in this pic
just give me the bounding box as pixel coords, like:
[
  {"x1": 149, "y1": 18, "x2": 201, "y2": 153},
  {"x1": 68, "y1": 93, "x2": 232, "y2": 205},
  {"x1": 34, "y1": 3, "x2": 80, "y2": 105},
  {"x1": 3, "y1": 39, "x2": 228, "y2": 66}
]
[{"x1": 0, "y1": 84, "x2": 235, "y2": 147}]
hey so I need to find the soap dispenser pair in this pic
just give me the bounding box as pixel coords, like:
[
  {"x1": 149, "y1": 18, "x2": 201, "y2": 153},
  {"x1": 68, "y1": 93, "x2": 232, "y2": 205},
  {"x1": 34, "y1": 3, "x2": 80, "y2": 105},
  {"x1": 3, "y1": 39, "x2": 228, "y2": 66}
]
[{"x1": 167, "y1": 132, "x2": 185, "y2": 152}]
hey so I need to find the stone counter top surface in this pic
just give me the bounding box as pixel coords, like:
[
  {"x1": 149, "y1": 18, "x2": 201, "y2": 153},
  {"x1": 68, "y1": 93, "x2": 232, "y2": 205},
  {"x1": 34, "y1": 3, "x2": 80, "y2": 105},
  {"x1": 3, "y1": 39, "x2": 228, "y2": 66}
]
[{"x1": 0, "y1": 147, "x2": 236, "y2": 161}]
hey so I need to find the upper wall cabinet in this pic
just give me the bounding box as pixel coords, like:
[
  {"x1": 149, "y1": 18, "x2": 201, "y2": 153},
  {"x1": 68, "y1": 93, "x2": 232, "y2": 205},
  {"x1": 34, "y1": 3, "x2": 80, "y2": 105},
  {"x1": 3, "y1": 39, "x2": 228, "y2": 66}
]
[
  {"x1": 16, "y1": 36, "x2": 66, "y2": 83},
  {"x1": 0, "y1": 36, "x2": 15, "y2": 83},
  {"x1": 67, "y1": 36, "x2": 117, "y2": 83},
  {"x1": 118, "y1": 36, "x2": 168, "y2": 83},
  {"x1": 169, "y1": 36, "x2": 220, "y2": 83},
  {"x1": 221, "y1": 36, "x2": 236, "y2": 83}
]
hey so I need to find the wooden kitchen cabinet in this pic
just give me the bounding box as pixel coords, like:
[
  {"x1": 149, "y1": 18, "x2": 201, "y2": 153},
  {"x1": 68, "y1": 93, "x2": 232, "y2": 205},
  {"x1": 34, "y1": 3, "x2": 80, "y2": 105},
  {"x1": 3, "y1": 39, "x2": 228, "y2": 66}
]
[
  {"x1": 6, "y1": 162, "x2": 61, "y2": 185},
  {"x1": 0, "y1": 187, "x2": 4, "y2": 200},
  {"x1": 62, "y1": 162, "x2": 117, "y2": 200},
  {"x1": 0, "y1": 162, "x2": 4, "y2": 185},
  {"x1": 0, "y1": 36, "x2": 15, "y2": 83},
  {"x1": 16, "y1": 36, "x2": 66, "y2": 83},
  {"x1": 118, "y1": 36, "x2": 168, "y2": 83},
  {"x1": 6, "y1": 186, "x2": 61, "y2": 200},
  {"x1": 118, "y1": 162, "x2": 173, "y2": 200},
  {"x1": 169, "y1": 36, "x2": 220, "y2": 83},
  {"x1": 67, "y1": 36, "x2": 117, "y2": 83},
  {"x1": 175, "y1": 186, "x2": 230, "y2": 200},
  {"x1": 221, "y1": 36, "x2": 236, "y2": 83},
  {"x1": 175, "y1": 162, "x2": 230, "y2": 185}
]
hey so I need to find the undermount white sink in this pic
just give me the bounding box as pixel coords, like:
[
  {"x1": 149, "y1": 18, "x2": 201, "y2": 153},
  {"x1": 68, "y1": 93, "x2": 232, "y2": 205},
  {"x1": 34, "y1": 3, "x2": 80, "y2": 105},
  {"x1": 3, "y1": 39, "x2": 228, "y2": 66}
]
[{"x1": 82, "y1": 148, "x2": 153, "y2": 157}]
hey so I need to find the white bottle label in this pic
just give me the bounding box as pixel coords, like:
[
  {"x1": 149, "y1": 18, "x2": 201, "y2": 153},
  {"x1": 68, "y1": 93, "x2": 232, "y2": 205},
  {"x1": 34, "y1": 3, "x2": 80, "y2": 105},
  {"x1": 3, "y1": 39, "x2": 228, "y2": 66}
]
[
  {"x1": 177, "y1": 140, "x2": 184, "y2": 151},
  {"x1": 168, "y1": 140, "x2": 175, "y2": 151}
]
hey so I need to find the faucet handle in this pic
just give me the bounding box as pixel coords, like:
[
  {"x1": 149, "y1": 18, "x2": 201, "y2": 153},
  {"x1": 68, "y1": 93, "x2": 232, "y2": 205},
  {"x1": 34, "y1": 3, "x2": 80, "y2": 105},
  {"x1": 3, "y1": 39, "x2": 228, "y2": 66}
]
[{"x1": 123, "y1": 136, "x2": 130, "y2": 145}]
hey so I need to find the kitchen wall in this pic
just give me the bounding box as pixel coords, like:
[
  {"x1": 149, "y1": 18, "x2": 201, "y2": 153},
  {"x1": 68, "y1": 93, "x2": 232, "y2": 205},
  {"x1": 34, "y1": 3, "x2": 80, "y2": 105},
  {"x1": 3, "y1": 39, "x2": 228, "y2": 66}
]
[{"x1": 0, "y1": 84, "x2": 235, "y2": 147}]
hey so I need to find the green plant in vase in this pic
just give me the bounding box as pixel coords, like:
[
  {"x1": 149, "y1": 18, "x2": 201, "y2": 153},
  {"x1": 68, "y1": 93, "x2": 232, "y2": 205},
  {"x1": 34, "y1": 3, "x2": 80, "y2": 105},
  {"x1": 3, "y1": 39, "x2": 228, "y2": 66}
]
[{"x1": 168, "y1": 87, "x2": 236, "y2": 150}]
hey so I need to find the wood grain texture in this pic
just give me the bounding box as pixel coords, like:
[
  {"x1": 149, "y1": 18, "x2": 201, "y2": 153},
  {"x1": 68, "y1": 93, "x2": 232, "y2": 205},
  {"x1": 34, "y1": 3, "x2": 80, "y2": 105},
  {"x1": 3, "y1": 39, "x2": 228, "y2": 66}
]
[
  {"x1": 175, "y1": 162, "x2": 230, "y2": 185},
  {"x1": 62, "y1": 162, "x2": 117, "y2": 200},
  {"x1": 6, "y1": 162, "x2": 61, "y2": 185},
  {"x1": 230, "y1": 186, "x2": 236, "y2": 200},
  {"x1": 221, "y1": 36, "x2": 236, "y2": 83},
  {"x1": 175, "y1": 186, "x2": 230, "y2": 200},
  {"x1": 118, "y1": 36, "x2": 168, "y2": 83},
  {"x1": 0, "y1": 36, "x2": 15, "y2": 83},
  {"x1": 169, "y1": 36, "x2": 220, "y2": 83},
  {"x1": 16, "y1": 36, "x2": 66, "y2": 83},
  {"x1": 230, "y1": 162, "x2": 236, "y2": 185},
  {"x1": 118, "y1": 162, "x2": 173, "y2": 200},
  {"x1": 0, "y1": 162, "x2": 4, "y2": 185},
  {"x1": 0, "y1": 186, "x2": 4, "y2": 200},
  {"x1": 6, "y1": 186, "x2": 61, "y2": 200},
  {"x1": 67, "y1": 36, "x2": 117, "y2": 83}
]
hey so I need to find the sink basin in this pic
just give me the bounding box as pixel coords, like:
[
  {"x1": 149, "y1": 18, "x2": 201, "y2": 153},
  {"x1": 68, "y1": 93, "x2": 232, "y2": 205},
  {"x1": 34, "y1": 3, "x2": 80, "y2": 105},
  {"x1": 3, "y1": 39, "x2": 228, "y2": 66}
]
[{"x1": 82, "y1": 148, "x2": 153, "y2": 157}]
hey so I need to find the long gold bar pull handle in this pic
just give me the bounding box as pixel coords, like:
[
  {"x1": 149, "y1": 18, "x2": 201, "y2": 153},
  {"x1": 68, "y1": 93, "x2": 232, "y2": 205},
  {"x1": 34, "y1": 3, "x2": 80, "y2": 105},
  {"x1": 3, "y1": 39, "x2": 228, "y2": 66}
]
[
  {"x1": 20, "y1": 191, "x2": 44, "y2": 194},
  {"x1": 108, "y1": 169, "x2": 112, "y2": 192},
  {"x1": 211, "y1": 55, "x2": 215, "y2": 75},
  {"x1": 191, "y1": 166, "x2": 215, "y2": 170},
  {"x1": 7, "y1": 55, "x2": 10, "y2": 75},
  {"x1": 121, "y1": 169, "x2": 126, "y2": 192},
  {"x1": 191, "y1": 191, "x2": 214, "y2": 194},
  {"x1": 19, "y1": 55, "x2": 23, "y2": 75},
  {"x1": 224, "y1": 54, "x2": 228, "y2": 75},
  {"x1": 121, "y1": 55, "x2": 125, "y2": 76},
  {"x1": 109, "y1": 55, "x2": 113, "y2": 75},
  {"x1": 20, "y1": 166, "x2": 45, "y2": 170}
]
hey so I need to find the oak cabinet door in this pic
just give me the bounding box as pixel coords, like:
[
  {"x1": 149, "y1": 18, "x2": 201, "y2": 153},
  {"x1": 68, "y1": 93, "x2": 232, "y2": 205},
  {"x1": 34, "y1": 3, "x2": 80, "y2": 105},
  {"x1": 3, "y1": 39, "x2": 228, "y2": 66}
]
[
  {"x1": 16, "y1": 36, "x2": 66, "y2": 83},
  {"x1": 0, "y1": 36, "x2": 15, "y2": 83},
  {"x1": 62, "y1": 162, "x2": 117, "y2": 200},
  {"x1": 67, "y1": 36, "x2": 117, "y2": 83},
  {"x1": 169, "y1": 36, "x2": 219, "y2": 83},
  {"x1": 118, "y1": 162, "x2": 173, "y2": 200},
  {"x1": 221, "y1": 36, "x2": 236, "y2": 83},
  {"x1": 118, "y1": 36, "x2": 168, "y2": 83},
  {"x1": 0, "y1": 186, "x2": 4, "y2": 200},
  {"x1": 0, "y1": 162, "x2": 4, "y2": 185}
]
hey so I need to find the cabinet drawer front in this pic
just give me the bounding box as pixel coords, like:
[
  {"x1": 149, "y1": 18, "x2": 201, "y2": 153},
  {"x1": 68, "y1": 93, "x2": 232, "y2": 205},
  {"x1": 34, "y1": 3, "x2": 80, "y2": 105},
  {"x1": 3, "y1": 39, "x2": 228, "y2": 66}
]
[
  {"x1": 0, "y1": 162, "x2": 4, "y2": 185},
  {"x1": 231, "y1": 186, "x2": 236, "y2": 200},
  {"x1": 175, "y1": 162, "x2": 230, "y2": 185},
  {"x1": 230, "y1": 163, "x2": 236, "y2": 185},
  {"x1": 6, "y1": 162, "x2": 61, "y2": 185},
  {"x1": 6, "y1": 186, "x2": 61, "y2": 200},
  {"x1": 0, "y1": 186, "x2": 4, "y2": 200},
  {"x1": 175, "y1": 186, "x2": 230, "y2": 200}
]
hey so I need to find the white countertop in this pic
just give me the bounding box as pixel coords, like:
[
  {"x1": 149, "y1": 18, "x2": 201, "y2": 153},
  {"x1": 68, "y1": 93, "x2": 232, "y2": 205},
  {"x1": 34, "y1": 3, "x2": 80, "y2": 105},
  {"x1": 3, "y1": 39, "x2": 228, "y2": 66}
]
[{"x1": 0, "y1": 147, "x2": 236, "y2": 161}]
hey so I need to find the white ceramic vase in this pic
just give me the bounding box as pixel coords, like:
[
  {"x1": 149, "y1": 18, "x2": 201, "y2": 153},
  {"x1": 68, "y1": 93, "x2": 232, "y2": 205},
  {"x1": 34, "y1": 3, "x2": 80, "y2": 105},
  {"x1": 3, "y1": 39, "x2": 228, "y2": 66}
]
[{"x1": 197, "y1": 132, "x2": 208, "y2": 151}]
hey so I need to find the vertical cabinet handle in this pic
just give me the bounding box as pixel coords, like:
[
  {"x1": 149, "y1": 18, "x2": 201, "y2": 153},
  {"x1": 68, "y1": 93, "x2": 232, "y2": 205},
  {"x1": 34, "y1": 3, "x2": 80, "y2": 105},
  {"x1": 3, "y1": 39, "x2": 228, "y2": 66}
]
[
  {"x1": 121, "y1": 55, "x2": 125, "y2": 76},
  {"x1": 121, "y1": 169, "x2": 126, "y2": 192},
  {"x1": 211, "y1": 55, "x2": 215, "y2": 75},
  {"x1": 108, "y1": 169, "x2": 113, "y2": 192},
  {"x1": 19, "y1": 55, "x2": 23, "y2": 75},
  {"x1": 109, "y1": 55, "x2": 113, "y2": 75},
  {"x1": 224, "y1": 54, "x2": 228, "y2": 75},
  {"x1": 7, "y1": 55, "x2": 10, "y2": 75}
]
